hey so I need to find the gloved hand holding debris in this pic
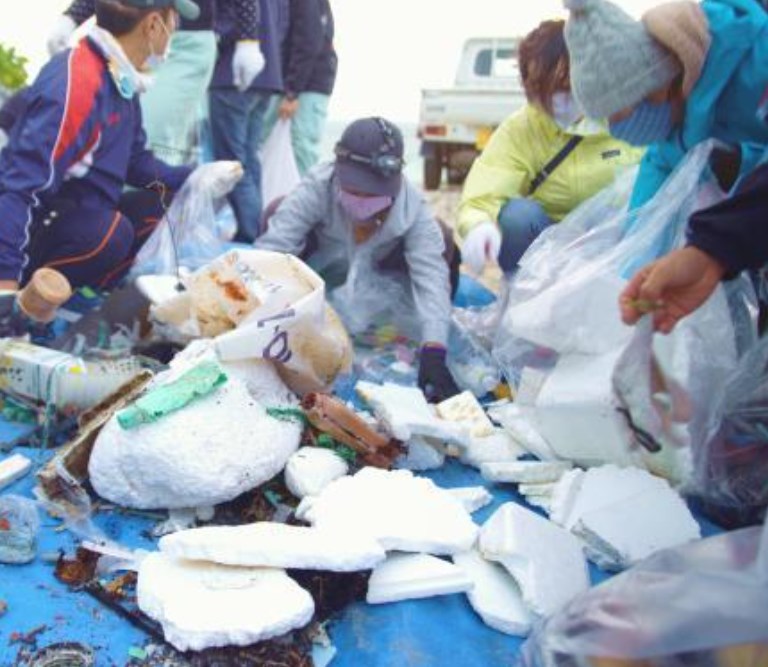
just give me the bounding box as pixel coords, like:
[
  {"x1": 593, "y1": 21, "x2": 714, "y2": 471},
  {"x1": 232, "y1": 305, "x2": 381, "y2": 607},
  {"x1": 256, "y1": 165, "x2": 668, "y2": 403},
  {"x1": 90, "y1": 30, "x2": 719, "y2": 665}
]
[
  {"x1": 418, "y1": 344, "x2": 460, "y2": 403},
  {"x1": 187, "y1": 161, "x2": 244, "y2": 199}
]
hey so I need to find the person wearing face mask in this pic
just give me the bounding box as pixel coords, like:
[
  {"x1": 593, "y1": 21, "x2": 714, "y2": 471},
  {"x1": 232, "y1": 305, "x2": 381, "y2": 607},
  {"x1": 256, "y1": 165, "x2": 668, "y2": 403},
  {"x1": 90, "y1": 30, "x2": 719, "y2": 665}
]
[
  {"x1": 255, "y1": 117, "x2": 461, "y2": 402},
  {"x1": 457, "y1": 20, "x2": 643, "y2": 276},
  {"x1": 49, "y1": 0, "x2": 265, "y2": 167},
  {"x1": 563, "y1": 0, "x2": 768, "y2": 215},
  {"x1": 0, "y1": 0, "x2": 243, "y2": 292}
]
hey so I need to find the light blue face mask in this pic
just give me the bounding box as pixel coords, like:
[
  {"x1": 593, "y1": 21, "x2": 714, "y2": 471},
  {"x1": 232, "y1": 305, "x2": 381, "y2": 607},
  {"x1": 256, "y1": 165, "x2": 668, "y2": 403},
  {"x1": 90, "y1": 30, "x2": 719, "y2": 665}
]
[{"x1": 609, "y1": 100, "x2": 674, "y2": 147}]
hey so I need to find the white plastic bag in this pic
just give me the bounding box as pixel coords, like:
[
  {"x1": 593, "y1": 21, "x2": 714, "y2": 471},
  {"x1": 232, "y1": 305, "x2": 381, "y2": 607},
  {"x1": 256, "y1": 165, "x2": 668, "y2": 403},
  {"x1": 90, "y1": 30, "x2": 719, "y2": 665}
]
[
  {"x1": 518, "y1": 522, "x2": 768, "y2": 667},
  {"x1": 260, "y1": 119, "x2": 301, "y2": 209}
]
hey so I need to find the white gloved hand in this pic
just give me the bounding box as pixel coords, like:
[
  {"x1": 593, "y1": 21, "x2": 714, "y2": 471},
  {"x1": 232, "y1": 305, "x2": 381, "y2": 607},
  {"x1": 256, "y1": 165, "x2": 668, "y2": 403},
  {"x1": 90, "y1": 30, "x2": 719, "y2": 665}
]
[
  {"x1": 461, "y1": 222, "x2": 502, "y2": 274},
  {"x1": 188, "y1": 161, "x2": 244, "y2": 198},
  {"x1": 232, "y1": 40, "x2": 265, "y2": 92},
  {"x1": 47, "y1": 15, "x2": 77, "y2": 56}
]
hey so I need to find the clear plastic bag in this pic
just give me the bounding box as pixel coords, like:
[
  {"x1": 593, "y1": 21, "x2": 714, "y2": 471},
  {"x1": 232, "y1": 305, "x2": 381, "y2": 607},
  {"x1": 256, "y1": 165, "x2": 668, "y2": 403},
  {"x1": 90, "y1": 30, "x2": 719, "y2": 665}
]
[
  {"x1": 260, "y1": 118, "x2": 301, "y2": 208},
  {"x1": 518, "y1": 522, "x2": 768, "y2": 667},
  {"x1": 685, "y1": 335, "x2": 768, "y2": 528},
  {"x1": 131, "y1": 177, "x2": 228, "y2": 277},
  {"x1": 447, "y1": 312, "x2": 501, "y2": 397},
  {"x1": 0, "y1": 494, "x2": 40, "y2": 564}
]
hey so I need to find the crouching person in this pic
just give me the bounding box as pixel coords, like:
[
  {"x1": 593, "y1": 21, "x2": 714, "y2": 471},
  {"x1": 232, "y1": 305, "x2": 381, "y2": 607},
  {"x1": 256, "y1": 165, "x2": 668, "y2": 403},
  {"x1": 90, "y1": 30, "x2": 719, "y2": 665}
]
[
  {"x1": 255, "y1": 116, "x2": 461, "y2": 402},
  {"x1": 0, "y1": 0, "x2": 240, "y2": 292}
]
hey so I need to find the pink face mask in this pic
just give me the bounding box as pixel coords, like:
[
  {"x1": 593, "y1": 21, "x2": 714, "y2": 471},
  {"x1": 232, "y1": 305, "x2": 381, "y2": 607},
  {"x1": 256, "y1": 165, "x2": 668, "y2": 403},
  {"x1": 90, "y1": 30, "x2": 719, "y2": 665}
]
[{"x1": 338, "y1": 189, "x2": 393, "y2": 222}]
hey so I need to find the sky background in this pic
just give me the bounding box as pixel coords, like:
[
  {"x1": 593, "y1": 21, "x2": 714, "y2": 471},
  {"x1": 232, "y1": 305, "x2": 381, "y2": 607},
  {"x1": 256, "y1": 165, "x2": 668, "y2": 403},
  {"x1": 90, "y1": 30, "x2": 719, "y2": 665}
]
[{"x1": 7, "y1": 0, "x2": 662, "y2": 123}]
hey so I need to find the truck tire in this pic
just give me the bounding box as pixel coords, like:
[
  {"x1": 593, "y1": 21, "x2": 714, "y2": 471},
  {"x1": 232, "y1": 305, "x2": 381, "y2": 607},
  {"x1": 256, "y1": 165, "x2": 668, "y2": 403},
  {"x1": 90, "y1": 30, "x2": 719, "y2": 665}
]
[{"x1": 423, "y1": 151, "x2": 442, "y2": 191}]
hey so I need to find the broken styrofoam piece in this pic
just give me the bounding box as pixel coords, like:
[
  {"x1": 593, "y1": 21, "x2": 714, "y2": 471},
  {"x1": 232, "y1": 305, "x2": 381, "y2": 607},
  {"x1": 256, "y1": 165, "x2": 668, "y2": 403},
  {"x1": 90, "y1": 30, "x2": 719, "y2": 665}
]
[
  {"x1": 553, "y1": 465, "x2": 669, "y2": 532},
  {"x1": 366, "y1": 553, "x2": 473, "y2": 604},
  {"x1": 89, "y1": 358, "x2": 301, "y2": 509},
  {"x1": 396, "y1": 437, "x2": 446, "y2": 471},
  {"x1": 297, "y1": 467, "x2": 479, "y2": 555},
  {"x1": 159, "y1": 522, "x2": 385, "y2": 572},
  {"x1": 0, "y1": 454, "x2": 31, "y2": 491},
  {"x1": 519, "y1": 483, "x2": 556, "y2": 498},
  {"x1": 549, "y1": 469, "x2": 586, "y2": 527},
  {"x1": 355, "y1": 381, "x2": 468, "y2": 445},
  {"x1": 524, "y1": 495, "x2": 552, "y2": 513},
  {"x1": 284, "y1": 448, "x2": 349, "y2": 499},
  {"x1": 137, "y1": 553, "x2": 314, "y2": 651},
  {"x1": 486, "y1": 403, "x2": 558, "y2": 461},
  {"x1": 446, "y1": 487, "x2": 493, "y2": 514},
  {"x1": 480, "y1": 461, "x2": 572, "y2": 485},
  {"x1": 436, "y1": 391, "x2": 495, "y2": 438},
  {"x1": 459, "y1": 429, "x2": 526, "y2": 470},
  {"x1": 479, "y1": 503, "x2": 589, "y2": 617},
  {"x1": 452, "y1": 550, "x2": 532, "y2": 636}
]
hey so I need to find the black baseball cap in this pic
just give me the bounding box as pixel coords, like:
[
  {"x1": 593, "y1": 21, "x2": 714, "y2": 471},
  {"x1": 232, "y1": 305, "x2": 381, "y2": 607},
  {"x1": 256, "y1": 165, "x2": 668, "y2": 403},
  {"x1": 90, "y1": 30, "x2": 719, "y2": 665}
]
[
  {"x1": 335, "y1": 117, "x2": 405, "y2": 198},
  {"x1": 117, "y1": 0, "x2": 200, "y2": 20}
]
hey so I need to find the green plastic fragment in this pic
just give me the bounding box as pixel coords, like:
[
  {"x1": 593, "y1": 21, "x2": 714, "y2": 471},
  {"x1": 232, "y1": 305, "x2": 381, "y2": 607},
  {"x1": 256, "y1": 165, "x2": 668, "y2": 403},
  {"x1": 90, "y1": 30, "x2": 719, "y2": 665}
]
[
  {"x1": 264, "y1": 489, "x2": 282, "y2": 508},
  {"x1": 266, "y1": 407, "x2": 308, "y2": 425},
  {"x1": 316, "y1": 433, "x2": 357, "y2": 463},
  {"x1": 117, "y1": 360, "x2": 228, "y2": 430},
  {"x1": 128, "y1": 646, "x2": 147, "y2": 660}
]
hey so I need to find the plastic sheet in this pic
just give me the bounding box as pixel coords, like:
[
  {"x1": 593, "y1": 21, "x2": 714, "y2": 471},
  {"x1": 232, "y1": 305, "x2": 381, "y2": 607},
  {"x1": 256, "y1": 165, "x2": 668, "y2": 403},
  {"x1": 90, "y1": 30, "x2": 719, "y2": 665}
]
[
  {"x1": 518, "y1": 522, "x2": 768, "y2": 666},
  {"x1": 0, "y1": 494, "x2": 40, "y2": 564},
  {"x1": 261, "y1": 119, "x2": 301, "y2": 208}
]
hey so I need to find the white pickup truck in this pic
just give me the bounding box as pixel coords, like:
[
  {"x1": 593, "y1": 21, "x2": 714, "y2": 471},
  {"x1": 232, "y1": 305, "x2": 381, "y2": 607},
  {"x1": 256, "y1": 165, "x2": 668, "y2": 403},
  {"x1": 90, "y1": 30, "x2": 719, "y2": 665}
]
[{"x1": 418, "y1": 37, "x2": 526, "y2": 190}]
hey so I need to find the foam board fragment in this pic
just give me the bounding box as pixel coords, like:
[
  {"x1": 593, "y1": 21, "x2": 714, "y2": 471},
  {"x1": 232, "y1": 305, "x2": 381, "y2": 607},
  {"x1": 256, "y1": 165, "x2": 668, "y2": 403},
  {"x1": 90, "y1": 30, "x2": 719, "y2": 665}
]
[
  {"x1": 459, "y1": 429, "x2": 526, "y2": 469},
  {"x1": 436, "y1": 391, "x2": 495, "y2": 437},
  {"x1": 0, "y1": 454, "x2": 31, "y2": 490},
  {"x1": 481, "y1": 460, "x2": 572, "y2": 484},
  {"x1": 137, "y1": 553, "x2": 314, "y2": 651},
  {"x1": 297, "y1": 467, "x2": 478, "y2": 555},
  {"x1": 284, "y1": 448, "x2": 349, "y2": 499},
  {"x1": 479, "y1": 502, "x2": 589, "y2": 617},
  {"x1": 446, "y1": 487, "x2": 493, "y2": 514},
  {"x1": 366, "y1": 553, "x2": 473, "y2": 604},
  {"x1": 453, "y1": 550, "x2": 532, "y2": 636},
  {"x1": 159, "y1": 522, "x2": 386, "y2": 572}
]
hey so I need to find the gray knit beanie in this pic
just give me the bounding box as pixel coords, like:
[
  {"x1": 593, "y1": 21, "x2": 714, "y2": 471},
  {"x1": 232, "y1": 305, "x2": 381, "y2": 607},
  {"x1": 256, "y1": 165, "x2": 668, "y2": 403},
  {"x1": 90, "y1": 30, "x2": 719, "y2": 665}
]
[{"x1": 563, "y1": 0, "x2": 682, "y2": 119}]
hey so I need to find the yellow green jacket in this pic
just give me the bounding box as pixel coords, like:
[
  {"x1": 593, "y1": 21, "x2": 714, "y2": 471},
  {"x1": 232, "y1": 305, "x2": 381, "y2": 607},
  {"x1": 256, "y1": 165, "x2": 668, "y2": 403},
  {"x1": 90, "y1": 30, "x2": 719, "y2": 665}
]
[{"x1": 457, "y1": 104, "x2": 645, "y2": 238}]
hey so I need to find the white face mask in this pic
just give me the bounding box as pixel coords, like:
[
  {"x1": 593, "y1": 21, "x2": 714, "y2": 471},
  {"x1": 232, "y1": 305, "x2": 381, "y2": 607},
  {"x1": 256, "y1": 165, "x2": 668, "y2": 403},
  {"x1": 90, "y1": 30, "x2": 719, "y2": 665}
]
[
  {"x1": 145, "y1": 15, "x2": 173, "y2": 70},
  {"x1": 551, "y1": 92, "x2": 584, "y2": 130}
]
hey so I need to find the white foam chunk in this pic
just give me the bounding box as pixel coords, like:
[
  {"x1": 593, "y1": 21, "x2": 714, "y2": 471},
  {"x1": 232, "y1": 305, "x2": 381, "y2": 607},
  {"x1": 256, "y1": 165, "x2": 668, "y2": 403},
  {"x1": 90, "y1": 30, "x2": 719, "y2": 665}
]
[
  {"x1": 137, "y1": 553, "x2": 314, "y2": 651},
  {"x1": 486, "y1": 403, "x2": 557, "y2": 461},
  {"x1": 0, "y1": 454, "x2": 31, "y2": 490},
  {"x1": 436, "y1": 391, "x2": 495, "y2": 438},
  {"x1": 481, "y1": 461, "x2": 572, "y2": 484},
  {"x1": 396, "y1": 437, "x2": 446, "y2": 471},
  {"x1": 555, "y1": 465, "x2": 670, "y2": 531},
  {"x1": 159, "y1": 522, "x2": 386, "y2": 572},
  {"x1": 519, "y1": 483, "x2": 556, "y2": 498},
  {"x1": 549, "y1": 469, "x2": 586, "y2": 527},
  {"x1": 298, "y1": 467, "x2": 479, "y2": 555},
  {"x1": 452, "y1": 550, "x2": 532, "y2": 636},
  {"x1": 284, "y1": 448, "x2": 349, "y2": 499},
  {"x1": 479, "y1": 503, "x2": 589, "y2": 617},
  {"x1": 446, "y1": 487, "x2": 493, "y2": 514},
  {"x1": 355, "y1": 381, "x2": 468, "y2": 445},
  {"x1": 460, "y1": 429, "x2": 526, "y2": 469},
  {"x1": 366, "y1": 553, "x2": 473, "y2": 604}
]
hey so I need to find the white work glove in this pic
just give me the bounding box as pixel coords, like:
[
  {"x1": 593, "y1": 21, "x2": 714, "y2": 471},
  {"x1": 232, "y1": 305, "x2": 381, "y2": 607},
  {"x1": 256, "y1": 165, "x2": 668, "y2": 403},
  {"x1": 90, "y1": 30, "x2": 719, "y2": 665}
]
[
  {"x1": 188, "y1": 161, "x2": 244, "y2": 198},
  {"x1": 462, "y1": 222, "x2": 502, "y2": 274},
  {"x1": 47, "y1": 15, "x2": 77, "y2": 56},
  {"x1": 232, "y1": 40, "x2": 265, "y2": 92}
]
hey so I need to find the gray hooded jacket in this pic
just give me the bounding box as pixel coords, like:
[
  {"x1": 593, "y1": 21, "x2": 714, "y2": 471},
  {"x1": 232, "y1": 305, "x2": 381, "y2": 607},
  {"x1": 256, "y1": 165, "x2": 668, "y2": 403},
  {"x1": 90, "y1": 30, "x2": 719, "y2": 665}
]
[{"x1": 255, "y1": 162, "x2": 451, "y2": 345}]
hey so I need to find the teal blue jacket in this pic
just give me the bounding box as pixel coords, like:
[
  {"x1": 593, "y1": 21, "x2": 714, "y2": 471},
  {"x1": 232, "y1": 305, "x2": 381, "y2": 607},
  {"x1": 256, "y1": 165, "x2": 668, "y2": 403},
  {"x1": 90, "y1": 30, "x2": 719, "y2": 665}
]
[{"x1": 629, "y1": 0, "x2": 768, "y2": 210}]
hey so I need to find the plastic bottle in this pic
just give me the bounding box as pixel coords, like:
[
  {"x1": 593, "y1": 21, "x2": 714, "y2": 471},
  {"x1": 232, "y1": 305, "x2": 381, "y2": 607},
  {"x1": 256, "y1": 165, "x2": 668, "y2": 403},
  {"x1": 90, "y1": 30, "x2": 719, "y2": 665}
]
[{"x1": 447, "y1": 315, "x2": 501, "y2": 397}]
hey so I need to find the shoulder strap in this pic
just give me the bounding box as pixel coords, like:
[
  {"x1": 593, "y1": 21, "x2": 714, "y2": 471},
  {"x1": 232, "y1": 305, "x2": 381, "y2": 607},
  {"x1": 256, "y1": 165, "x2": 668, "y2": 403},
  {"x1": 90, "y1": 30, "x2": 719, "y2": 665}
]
[{"x1": 528, "y1": 135, "x2": 584, "y2": 196}]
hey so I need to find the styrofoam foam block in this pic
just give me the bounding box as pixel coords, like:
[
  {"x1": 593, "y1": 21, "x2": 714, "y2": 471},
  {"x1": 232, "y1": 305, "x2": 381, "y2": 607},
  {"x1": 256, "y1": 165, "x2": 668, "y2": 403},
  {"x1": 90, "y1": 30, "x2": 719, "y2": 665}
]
[
  {"x1": 436, "y1": 391, "x2": 495, "y2": 438},
  {"x1": 446, "y1": 487, "x2": 493, "y2": 514},
  {"x1": 453, "y1": 550, "x2": 532, "y2": 636},
  {"x1": 284, "y1": 448, "x2": 349, "y2": 499},
  {"x1": 533, "y1": 351, "x2": 636, "y2": 468},
  {"x1": 396, "y1": 437, "x2": 446, "y2": 471},
  {"x1": 159, "y1": 521, "x2": 386, "y2": 572},
  {"x1": 519, "y1": 483, "x2": 556, "y2": 498},
  {"x1": 555, "y1": 465, "x2": 669, "y2": 531},
  {"x1": 355, "y1": 381, "x2": 468, "y2": 445},
  {"x1": 549, "y1": 469, "x2": 586, "y2": 527},
  {"x1": 479, "y1": 503, "x2": 589, "y2": 617},
  {"x1": 0, "y1": 454, "x2": 31, "y2": 490},
  {"x1": 297, "y1": 467, "x2": 479, "y2": 555},
  {"x1": 524, "y1": 495, "x2": 552, "y2": 513},
  {"x1": 460, "y1": 429, "x2": 526, "y2": 470},
  {"x1": 481, "y1": 461, "x2": 572, "y2": 484},
  {"x1": 366, "y1": 553, "x2": 473, "y2": 604},
  {"x1": 486, "y1": 403, "x2": 557, "y2": 461},
  {"x1": 137, "y1": 553, "x2": 314, "y2": 651}
]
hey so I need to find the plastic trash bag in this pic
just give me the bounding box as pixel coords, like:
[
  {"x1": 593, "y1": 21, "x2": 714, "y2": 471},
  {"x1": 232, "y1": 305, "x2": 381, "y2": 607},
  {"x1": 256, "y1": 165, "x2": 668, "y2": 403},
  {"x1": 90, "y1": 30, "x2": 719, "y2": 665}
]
[
  {"x1": 518, "y1": 521, "x2": 768, "y2": 667},
  {"x1": 448, "y1": 312, "x2": 501, "y2": 397},
  {"x1": 260, "y1": 119, "x2": 301, "y2": 208},
  {"x1": 132, "y1": 175, "x2": 228, "y2": 277},
  {"x1": 0, "y1": 495, "x2": 40, "y2": 564},
  {"x1": 686, "y1": 335, "x2": 768, "y2": 528}
]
